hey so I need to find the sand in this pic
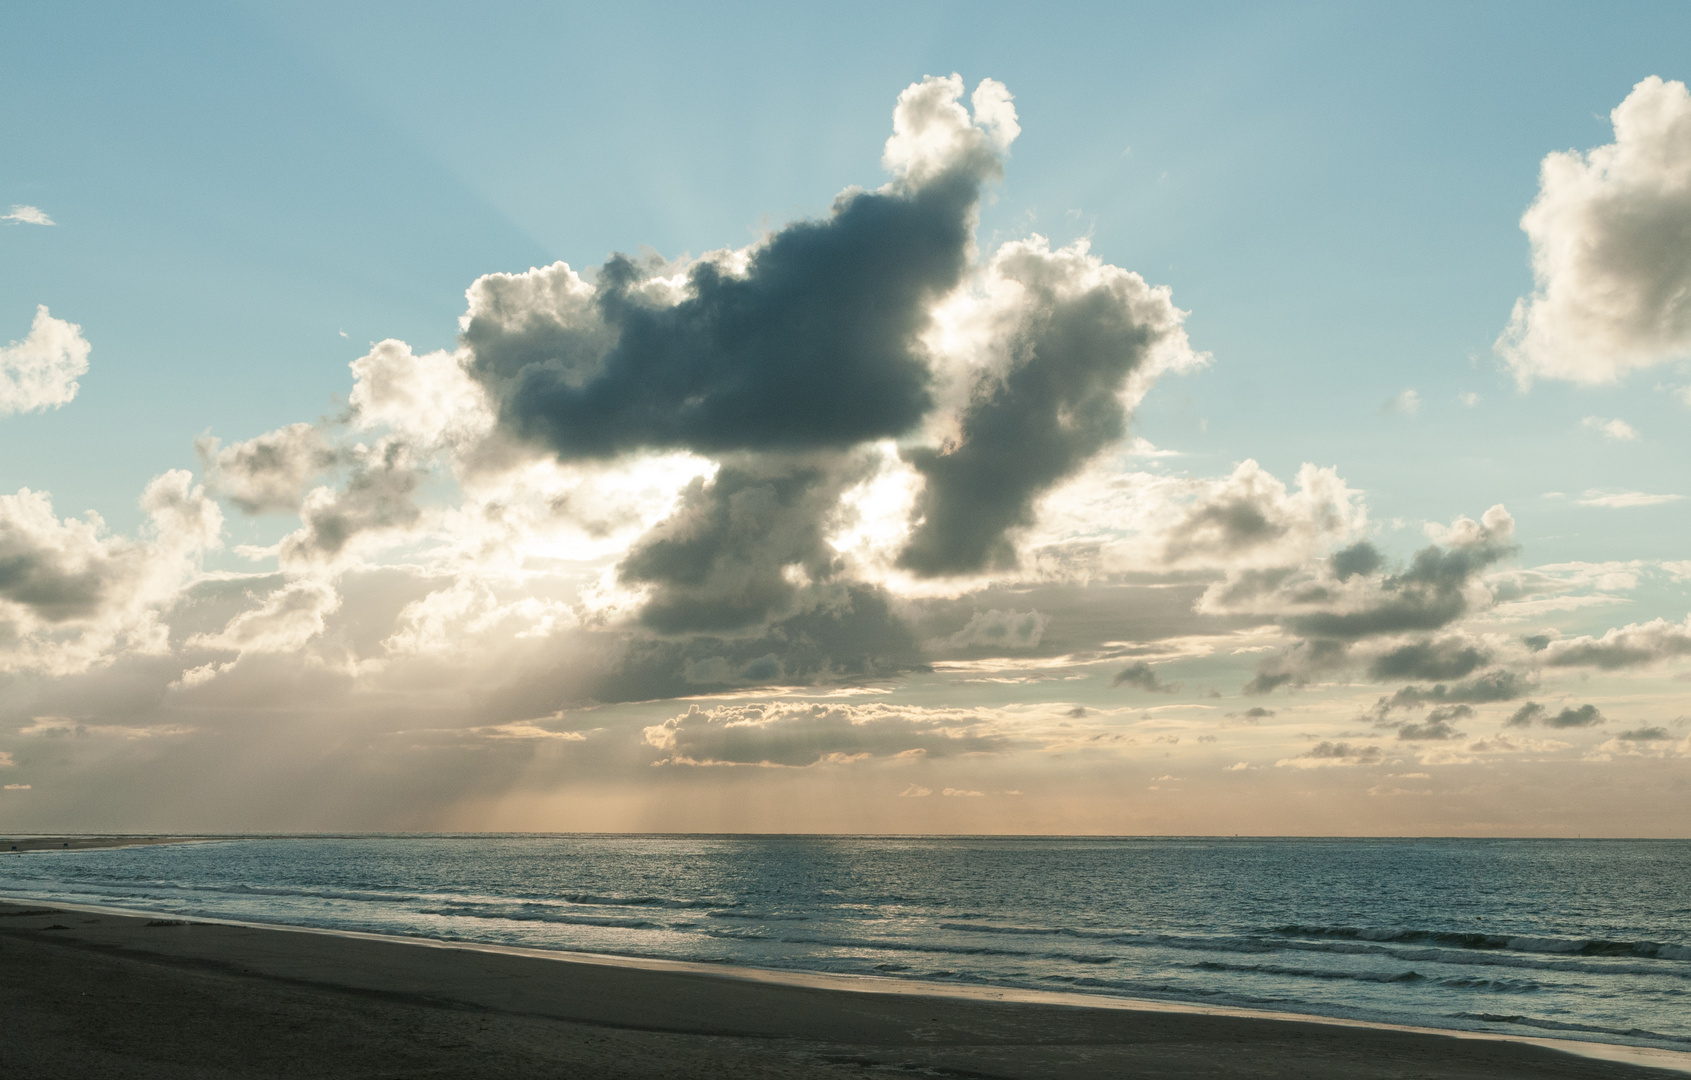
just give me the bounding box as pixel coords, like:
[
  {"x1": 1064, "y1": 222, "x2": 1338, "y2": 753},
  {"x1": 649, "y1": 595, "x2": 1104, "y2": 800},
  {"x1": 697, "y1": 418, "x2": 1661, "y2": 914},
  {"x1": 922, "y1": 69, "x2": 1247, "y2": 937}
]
[{"x1": 1, "y1": 899, "x2": 1688, "y2": 1078}]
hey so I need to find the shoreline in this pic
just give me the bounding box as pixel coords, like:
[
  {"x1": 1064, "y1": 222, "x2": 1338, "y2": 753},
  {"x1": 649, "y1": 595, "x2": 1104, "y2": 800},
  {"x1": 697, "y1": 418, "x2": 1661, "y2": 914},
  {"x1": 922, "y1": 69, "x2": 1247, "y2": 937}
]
[{"x1": 2, "y1": 895, "x2": 1687, "y2": 1078}]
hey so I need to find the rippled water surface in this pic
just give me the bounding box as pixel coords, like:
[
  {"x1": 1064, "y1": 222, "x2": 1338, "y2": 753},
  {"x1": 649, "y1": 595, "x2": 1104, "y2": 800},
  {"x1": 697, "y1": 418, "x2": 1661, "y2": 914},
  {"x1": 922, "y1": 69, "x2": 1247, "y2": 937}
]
[{"x1": 3, "y1": 836, "x2": 1687, "y2": 1050}]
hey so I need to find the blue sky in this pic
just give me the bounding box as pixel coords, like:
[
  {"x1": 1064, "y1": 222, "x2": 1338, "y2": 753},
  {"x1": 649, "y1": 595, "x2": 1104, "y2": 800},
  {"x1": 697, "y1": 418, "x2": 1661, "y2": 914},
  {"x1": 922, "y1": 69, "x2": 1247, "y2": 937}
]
[{"x1": 2, "y1": 3, "x2": 1689, "y2": 832}]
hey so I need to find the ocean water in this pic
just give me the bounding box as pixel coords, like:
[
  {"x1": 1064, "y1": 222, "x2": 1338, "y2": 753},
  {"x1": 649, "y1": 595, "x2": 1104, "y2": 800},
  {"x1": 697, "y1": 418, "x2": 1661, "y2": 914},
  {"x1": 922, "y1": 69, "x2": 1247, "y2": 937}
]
[{"x1": 3, "y1": 835, "x2": 1688, "y2": 1052}]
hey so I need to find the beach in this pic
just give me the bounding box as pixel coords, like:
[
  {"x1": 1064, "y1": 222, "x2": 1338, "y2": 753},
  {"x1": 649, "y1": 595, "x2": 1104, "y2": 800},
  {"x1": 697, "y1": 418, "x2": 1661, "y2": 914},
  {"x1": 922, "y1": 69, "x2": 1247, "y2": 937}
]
[{"x1": 2, "y1": 898, "x2": 1686, "y2": 1079}]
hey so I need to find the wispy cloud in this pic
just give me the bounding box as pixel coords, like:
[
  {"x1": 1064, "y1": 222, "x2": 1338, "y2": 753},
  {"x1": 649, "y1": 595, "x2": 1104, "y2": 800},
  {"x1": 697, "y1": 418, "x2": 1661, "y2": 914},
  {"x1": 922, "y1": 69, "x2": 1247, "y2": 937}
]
[{"x1": 1576, "y1": 490, "x2": 1682, "y2": 508}]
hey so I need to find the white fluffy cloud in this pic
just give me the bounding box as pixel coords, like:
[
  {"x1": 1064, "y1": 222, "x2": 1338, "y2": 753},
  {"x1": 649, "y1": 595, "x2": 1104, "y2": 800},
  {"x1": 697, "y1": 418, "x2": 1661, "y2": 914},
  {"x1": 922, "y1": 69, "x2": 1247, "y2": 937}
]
[
  {"x1": 1499, "y1": 77, "x2": 1691, "y2": 384},
  {"x1": 0, "y1": 472, "x2": 221, "y2": 675},
  {"x1": 2, "y1": 206, "x2": 53, "y2": 226},
  {"x1": 0, "y1": 306, "x2": 89, "y2": 417}
]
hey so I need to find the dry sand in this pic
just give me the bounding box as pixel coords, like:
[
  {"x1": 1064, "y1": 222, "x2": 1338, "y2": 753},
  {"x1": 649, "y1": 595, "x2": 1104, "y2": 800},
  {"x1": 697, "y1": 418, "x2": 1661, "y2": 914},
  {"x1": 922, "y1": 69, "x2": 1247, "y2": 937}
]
[{"x1": 1, "y1": 898, "x2": 1687, "y2": 1079}]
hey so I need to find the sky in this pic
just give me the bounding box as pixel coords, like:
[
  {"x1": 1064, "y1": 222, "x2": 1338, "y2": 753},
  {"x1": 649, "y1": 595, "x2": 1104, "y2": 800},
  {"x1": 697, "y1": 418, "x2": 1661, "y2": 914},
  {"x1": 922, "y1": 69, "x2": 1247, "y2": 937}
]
[{"x1": 2, "y1": 1, "x2": 1690, "y2": 835}]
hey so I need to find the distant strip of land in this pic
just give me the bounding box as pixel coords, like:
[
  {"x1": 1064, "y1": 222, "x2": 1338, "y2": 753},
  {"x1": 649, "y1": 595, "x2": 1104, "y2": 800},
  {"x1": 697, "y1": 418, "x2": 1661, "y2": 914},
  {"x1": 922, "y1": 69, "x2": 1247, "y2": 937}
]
[
  {"x1": 0, "y1": 899, "x2": 1686, "y2": 1079},
  {"x1": 1, "y1": 835, "x2": 202, "y2": 853}
]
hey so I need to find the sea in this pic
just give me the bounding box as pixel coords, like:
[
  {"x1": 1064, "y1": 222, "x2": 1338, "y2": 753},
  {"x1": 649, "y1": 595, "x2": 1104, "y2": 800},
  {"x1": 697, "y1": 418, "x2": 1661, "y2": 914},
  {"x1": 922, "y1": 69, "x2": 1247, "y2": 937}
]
[{"x1": 3, "y1": 835, "x2": 1687, "y2": 1053}]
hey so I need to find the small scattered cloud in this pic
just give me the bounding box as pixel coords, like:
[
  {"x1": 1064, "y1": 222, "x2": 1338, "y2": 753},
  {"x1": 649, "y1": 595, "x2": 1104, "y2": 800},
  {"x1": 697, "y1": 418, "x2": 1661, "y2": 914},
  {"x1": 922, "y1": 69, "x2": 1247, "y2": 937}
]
[
  {"x1": 1458, "y1": 392, "x2": 1480, "y2": 408},
  {"x1": 1113, "y1": 661, "x2": 1178, "y2": 693},
  {"x1": 942, "y1": 787, "x2": 984, "y2": 797},
  {"x1": 1582, "y1": 416, "x2": 1640, "y2": 441},
  {"x1": 898, "y1": 784, "x2": 932, "y2": 797},
  {"x1": 1276, "y1": 741, "x2": 1384, "y2": 768},
  {"x1": 2, "y1": 205, "x2": 53, "y2": 226},
  {"x1": 1574, "y1": 490, "x2": 1681, "y2": 508},
  {"x1": 1382, "y1": 389, "x2": 1420, "y2": 415}
]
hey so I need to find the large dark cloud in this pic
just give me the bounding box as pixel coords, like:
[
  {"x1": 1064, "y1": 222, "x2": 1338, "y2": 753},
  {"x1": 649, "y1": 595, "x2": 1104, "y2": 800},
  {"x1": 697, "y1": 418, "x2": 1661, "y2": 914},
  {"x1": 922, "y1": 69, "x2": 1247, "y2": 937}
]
[
  {"x1": 618, "y1": 454, "x2": 861, "y2": 633},
  {"x1": 465, "y1": 169, "x2": 981, "y2": 460},
  {"x1": 899, "y1": 250, "x2": 1180, "y2": 576}
]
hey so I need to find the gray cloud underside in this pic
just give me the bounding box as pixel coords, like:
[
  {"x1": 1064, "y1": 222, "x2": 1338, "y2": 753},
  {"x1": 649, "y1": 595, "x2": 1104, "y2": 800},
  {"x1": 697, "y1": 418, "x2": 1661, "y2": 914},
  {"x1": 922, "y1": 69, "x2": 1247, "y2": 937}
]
[
  {"x1": 466, "y1": 173, "x2": 982, "y2": 460},
  {"x1": 647, "y1": 701, "x2": 1007, "y2": 767},
  {"x1": 900, "y1": 280, "x2": 1163, "y2": 575}
]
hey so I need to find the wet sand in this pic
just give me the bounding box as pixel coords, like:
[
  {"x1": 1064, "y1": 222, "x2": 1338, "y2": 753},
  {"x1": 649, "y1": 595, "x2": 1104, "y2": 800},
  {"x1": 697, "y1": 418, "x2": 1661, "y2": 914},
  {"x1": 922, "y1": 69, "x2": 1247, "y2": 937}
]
[{"x1": 1, "y1": 899, "x2": 1686, "y2": 1079}]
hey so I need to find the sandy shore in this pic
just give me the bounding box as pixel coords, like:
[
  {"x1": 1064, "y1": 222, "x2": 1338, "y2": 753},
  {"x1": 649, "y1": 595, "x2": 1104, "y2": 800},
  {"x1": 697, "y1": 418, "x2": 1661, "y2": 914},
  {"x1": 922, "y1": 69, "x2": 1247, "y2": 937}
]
[{"x1": 1, "y1": 899, "x2": 1686, "y2": 1079}]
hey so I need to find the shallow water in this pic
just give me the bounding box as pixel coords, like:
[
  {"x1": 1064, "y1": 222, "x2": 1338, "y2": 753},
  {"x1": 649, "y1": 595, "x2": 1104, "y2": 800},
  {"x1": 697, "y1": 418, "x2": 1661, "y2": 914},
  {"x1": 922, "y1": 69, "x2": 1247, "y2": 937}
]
[{"x1": 3, "y1": 835, "x2": 1687, "y2": 1051}]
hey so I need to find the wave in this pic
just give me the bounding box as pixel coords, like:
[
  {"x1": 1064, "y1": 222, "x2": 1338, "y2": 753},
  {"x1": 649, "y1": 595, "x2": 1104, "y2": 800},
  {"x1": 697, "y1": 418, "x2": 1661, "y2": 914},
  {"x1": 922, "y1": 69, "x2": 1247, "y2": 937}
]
[
  {"x1": 1190, "y1": 960, "x2": 1541, "y2": 992},
  {"x1": 1453, "y1": 1012, "x2": 1691, "y2": 1046},
  {"x1": 1271, "y1": 925, "x2": 1691, "y2": 962}
]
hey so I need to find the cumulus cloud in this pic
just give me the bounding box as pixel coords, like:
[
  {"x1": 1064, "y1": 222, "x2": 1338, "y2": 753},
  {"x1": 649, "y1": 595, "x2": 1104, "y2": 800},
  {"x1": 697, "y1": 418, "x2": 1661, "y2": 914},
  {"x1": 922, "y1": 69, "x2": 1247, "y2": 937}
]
[
  {"x1": 935, "y1": 608, "x2": 1048, "y2": 651},
  {"x1": 898, "y1": 236, "x2": 1200, "y2": 575},
  {"x1": 348, "y1": 339, "x2": 494, "y2": 449},
  {"x1": 197, "y1": 423, "x2": 337, "y2": 515},
  {"x1": 1228, "y1": 506, "x2": 1516, "y2": 693},
  {"x1": 0, "y1": 472, "x2": 221, "y2": 674},
  {"x1": 1498, "y1": 77, "x2": 1691, "y2": 384},
  {"x1": 0, "y1": 306, "x2": 90, "y2": 417},
  {"x1": 2, "y1": 206, "x2": 52, "y2": 225},
  {"x1": 1112, "y1": 660, "x2": 1177, "y2": 693},
  {"x1": 643, "y1": 701, "x2": 1009, "y2": 766},
  {"x1": 279, "y1": 438, "x2": 423, "y2": 567},
  {"x1": 1276, "y1": 741, "x2": 1384, "y2": 768},
  {"x1": 465, "y1": 77, "x2": 1008, "y2": 462},
  {"x1": 1539, "y1": 614, "x2": 1691, "y2": 669},
  {"x1": 185, "y1": 578, "x2": 341, "y2": 661},
  {"x1": 1505, "y1": 701, "x2": 1605, "y2": 728},
  {"x1": 1582, "y1": 416, "x2": 1640, "y2": 441},
  {"x1": 1370, "y1": 669, "x2": 1531, "y2": 717},
  {"x1": 616, "y1": 454, "x2": 862, "y2": 633}
]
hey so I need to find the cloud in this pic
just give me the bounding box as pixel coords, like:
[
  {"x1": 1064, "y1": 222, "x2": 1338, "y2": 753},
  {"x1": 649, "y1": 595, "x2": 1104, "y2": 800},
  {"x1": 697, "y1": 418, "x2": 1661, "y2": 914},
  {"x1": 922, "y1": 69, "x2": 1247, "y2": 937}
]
[
  {"x1": 466, "y1": 76, "x2": 1010, "y2": 463},
  {"x1": 185, "y1": 578, "x2": 341, "y2": 662},
  {"x1": 1505, "y1": 700, "x2": 1604, "y2": 728},
  {"x1": 617, "y1": 454, "x2": 862, "y2": 633},
  {"x1": 1396, "y1": 706, "x2": 1471, "y2": 741},
  {"x1": 1371, "y1": 669, "x2": 1531, "y2": 717},
  {"x1": 198, "y1": 423, "x2": 337, "y2": 515},
  {"x1": 0, "y1": 306, "x2": 90, "y2": 417},
  {"x1": 1574, "y1": 490, "x2": 1681, "y2": 508},
  {"x1": 1498, "y1": 77, "x2": 1691, "y2": 384},
  {"x1": 897, "y1": 235, "x2": 1199, "y2": 575},
  {"x1": 1230, "y1": 507, "x2": 1516, "y2": 693},
  {"x1": 1112, "y1": 660, "x2": 1177, "y2": 693},
  {"x1": 899, "y1": 784, "x2": 932, "y2": 797},
  {"x1": 349, "y1": 339, "x2": 494, "y2": 450},
  {"x1": 0, "y1": 472, "x2": 221, "y2": 675},
  {"x1": 1366, "y1": 636, "x2": 1490, "y2": 681},
  {"x1": 1582, "y1": 416, "x2": 1640, "y2": 441},
  {"x1": 1539, "y1": 615, "x2": 1691, "y2": 669},
  {"x1": 1, "y1": 206, "x2": 52, "y2": 226},
  {"x1": 1276, "y1": 741, "x2": 1384, "y2": 768},
  {"x1": 1616, "y1": 726, "x2": 1671, "y2": 741},
  {"x1": 1381, "y1": 389, "x2": 1420, "y2": 415},
  {"x1": 279, "y1": 438, "x2": 423, "y2": 567},
  {"x1": 643, "y1": 701, "x2": 1009, "y2": 766},
  {"x1": 935, "y1": 608, "x2": 1048, "y2": 650}
]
